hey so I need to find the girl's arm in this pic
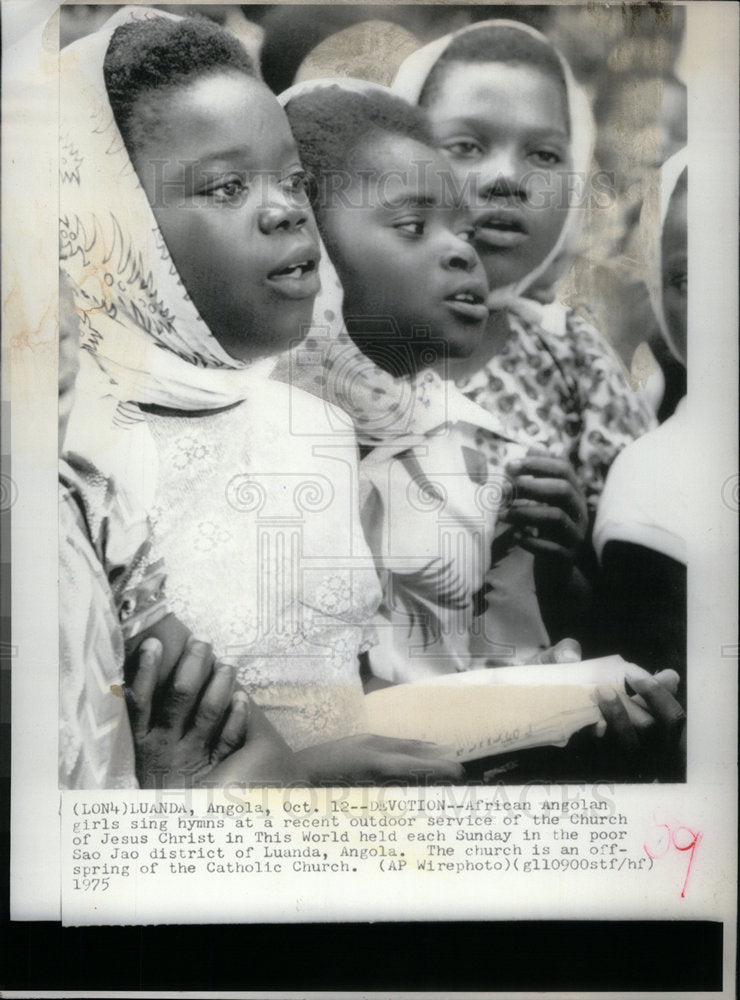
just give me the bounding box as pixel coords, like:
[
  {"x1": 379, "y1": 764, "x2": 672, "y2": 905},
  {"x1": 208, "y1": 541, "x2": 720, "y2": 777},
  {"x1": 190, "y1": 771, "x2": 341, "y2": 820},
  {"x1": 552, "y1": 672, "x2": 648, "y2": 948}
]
[{"x1": 596, "y1": 540, "x2": 686, "y2": 694}]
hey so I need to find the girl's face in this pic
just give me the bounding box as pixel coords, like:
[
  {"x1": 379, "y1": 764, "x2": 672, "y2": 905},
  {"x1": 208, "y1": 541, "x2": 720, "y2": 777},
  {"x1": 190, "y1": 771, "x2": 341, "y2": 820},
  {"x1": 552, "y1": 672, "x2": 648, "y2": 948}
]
[
  {"x1": 425, "y1": 60, "x2": 572, "y2": 290},
  {"x1": 661, "y1": 181, "x2": 687, "y2": 366},
  {"x1": 319, "y1": 133, "x2": 489, "y2": 373},
  {"x1": 132, "y1": 72, "x2": 321, "y2": 363}
]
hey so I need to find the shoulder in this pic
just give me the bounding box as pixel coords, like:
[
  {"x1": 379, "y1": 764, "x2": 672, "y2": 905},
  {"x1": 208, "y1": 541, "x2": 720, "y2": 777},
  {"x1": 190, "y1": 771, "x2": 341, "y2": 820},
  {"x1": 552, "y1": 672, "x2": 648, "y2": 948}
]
[
  {"x1": 511, "y1": 301, "x2": 620, "y2": 369},
  {"x1": 561, "y1": 307, "x2": 623, "y2": 363},
  {"x1": 559, "y1": 307, "x2": 656, "y2": 425},
  {"x1": 260, "y1": 374, "x2": 358, "y2": 441},
  {"x1": 593, "y1": 409, "x2": 687, "y2": 562}
]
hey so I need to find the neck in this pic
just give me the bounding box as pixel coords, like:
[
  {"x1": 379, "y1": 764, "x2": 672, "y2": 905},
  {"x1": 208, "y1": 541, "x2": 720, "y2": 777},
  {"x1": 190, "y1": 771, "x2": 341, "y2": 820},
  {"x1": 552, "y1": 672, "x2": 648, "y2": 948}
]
[
  {"x1": 345, "y1": 321, "x2": 420, "y2": 379},
  {"x1": 447, "y1": 311, "x2": 512, "y2": 381}
]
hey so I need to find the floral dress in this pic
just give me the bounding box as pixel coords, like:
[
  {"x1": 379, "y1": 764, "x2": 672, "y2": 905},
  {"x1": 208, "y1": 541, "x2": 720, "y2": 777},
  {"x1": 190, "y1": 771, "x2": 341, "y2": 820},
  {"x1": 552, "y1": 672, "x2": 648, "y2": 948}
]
[
  {"x1": 459, "y1": 303, "x2": 657, "y2": 513},
  {"x1": 144, "y1": 380, "x2": 382, "y2": 751}
]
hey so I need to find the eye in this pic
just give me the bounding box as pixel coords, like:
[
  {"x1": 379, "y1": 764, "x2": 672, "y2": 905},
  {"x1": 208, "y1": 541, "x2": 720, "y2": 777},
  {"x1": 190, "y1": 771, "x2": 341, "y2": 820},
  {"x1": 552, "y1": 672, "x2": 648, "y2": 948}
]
[
  {"x1": 529, "y1": 149, "x2": 563, "y2": 167},
  {"x1": 201, "y1": 174, "x2": 248, "y2": 202},
  {"x1": 394, "y1": 219, "x2": 425, "y2": 237},
  {"x1": 282, "y1": 170, "x2": 313, "y2": 200},
  {"x1": 442, "y1": 139, "x2": 483, "y2": 160}
]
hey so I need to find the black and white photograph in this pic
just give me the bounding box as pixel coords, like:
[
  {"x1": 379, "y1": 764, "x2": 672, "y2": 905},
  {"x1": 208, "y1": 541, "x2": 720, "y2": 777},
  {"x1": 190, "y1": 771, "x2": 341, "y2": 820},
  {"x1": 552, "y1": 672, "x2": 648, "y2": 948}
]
[
  {"x1": 55, "y1": 2, "x2": 694, "y2": 790},
  {"x1": 2, "y1": 0, "x2": 737, "y2": 994}
]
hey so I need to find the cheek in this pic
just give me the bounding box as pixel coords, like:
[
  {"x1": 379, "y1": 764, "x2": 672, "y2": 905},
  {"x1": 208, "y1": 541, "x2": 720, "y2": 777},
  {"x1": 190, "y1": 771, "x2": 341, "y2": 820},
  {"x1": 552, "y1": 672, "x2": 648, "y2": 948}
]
[
  {"x1": 525, "y1": 168, "x2": 570, "y2": 208},
  {"x1": 663, "y1": 288, "x2": 687, "y2": 329},
  {"x1": 161, "y1": 211, "x2": 253, "y2": 289}
]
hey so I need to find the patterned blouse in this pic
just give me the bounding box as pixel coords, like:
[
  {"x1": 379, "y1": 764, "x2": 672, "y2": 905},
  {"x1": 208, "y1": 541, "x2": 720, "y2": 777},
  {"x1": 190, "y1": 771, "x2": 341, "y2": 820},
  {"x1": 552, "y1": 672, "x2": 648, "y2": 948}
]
[{"x1": 458, "y1": 304, "x2": 657, "y2": 512}]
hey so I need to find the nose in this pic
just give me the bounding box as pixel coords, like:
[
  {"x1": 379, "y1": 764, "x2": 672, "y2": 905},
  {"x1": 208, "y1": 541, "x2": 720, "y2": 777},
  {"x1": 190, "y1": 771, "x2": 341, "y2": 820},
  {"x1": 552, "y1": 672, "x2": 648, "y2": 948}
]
[
  {"x1": 257, "y1": 178, "x2": 308, "y2": 235},
  {"x1": 441, "y1": 234, "x2": 478, "y2": 273},
  {"x1": 477, "y1": 148, "x2": 525, "y2": 201}
]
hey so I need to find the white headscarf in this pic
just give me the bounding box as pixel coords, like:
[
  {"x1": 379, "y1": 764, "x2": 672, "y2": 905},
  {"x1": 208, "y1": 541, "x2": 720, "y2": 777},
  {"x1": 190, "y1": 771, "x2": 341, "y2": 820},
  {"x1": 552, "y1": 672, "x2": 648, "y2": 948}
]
[
  {"x1": 60, "y1": 6, "x2": 277, "y2": 503},
  {"x1": 392, "y1": 19, "x2": 595, "y2": 311},
  {"x1": 276, "y1": 76, "x2": 531, "y2": 452},
  {"x1": 641, "y1": 147, "x2": 688, "y2": 364},
  {"x1": 592, "y1": 149, "x2": 688, "y2": 564}
]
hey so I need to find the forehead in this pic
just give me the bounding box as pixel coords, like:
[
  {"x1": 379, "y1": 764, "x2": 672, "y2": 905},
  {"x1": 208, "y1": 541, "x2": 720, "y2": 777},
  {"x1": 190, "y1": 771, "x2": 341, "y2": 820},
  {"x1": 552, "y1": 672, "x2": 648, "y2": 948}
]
[
  {"x1": 428, "y1": 60, "x2": 569, "y2": 132},
  {"x1": 136, "y1": 71, "x2": 295, "y2": 159},
  {"x1": 355, "y1": 133, "x2": 459, "y2": 205}
]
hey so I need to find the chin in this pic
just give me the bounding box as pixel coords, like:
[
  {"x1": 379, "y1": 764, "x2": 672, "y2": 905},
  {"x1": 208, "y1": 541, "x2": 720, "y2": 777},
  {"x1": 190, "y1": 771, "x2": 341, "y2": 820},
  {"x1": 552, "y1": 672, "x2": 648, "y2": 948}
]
[
  {"x1": 478, "y1": 249, "x2": 533, "y2": 292},
  {"x1": 447, "y1": 328, "x2": 485, "y2": 360},
  {"x1": 281, "y1": 301, "x2": 316, "y2": 347},
  {"x1": 447, "y1": 343, "x2": 476, "y2": 361}
]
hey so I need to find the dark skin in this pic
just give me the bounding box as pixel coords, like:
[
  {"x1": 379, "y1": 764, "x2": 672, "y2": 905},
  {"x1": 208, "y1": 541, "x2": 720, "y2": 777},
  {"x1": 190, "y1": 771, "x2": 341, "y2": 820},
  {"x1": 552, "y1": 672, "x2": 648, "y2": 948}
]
[
  {"x1": 125, "y1": 620, "x2": 464, "y2": 786},
  {"x1": 595, "y1": 666, "x2": 686, "y2": 783},
  {"x1": 504, "y1": 448, "x2": 595, "y2": 648},
  {"x1": 125, "y1": 632, "x2": 298, "y2": 788},
  {"x1": 467, "y1": 666, "x2": 685, "y2": 784},
  {"x1": 596, "y1": 541, "x2": 686, "y2": 695}
]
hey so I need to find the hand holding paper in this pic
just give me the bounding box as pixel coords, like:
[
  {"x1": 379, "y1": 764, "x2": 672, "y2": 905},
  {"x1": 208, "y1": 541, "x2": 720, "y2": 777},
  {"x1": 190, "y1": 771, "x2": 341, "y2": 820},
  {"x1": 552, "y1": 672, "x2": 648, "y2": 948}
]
[{"x1": 365, "y1": 655, "x2": 629, "y2": 762}]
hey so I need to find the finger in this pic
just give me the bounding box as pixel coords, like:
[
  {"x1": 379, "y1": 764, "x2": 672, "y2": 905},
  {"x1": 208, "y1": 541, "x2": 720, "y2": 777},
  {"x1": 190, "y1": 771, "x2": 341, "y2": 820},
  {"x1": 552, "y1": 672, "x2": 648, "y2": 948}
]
[
  {"x1": 507, "y1": 454, "x2": 580, "y2": 489},
  {"x1": 528, "y1": 639, "x2": 581, "y2": 664},
  {"x1": 509, "y1": 480, "x2": 587, "y2": 527},
  {"x1": 515, "y1": 533, "x2": 574, "y2": 561},
  {"x1": 507, "y1": 504, "x2": 582, "y2": 549},
  {"x1": 652, "y1": 668, "x2": 681, "y2": 697},
  {"x1": 191, "y1": 661, "x2": 236, "y2": 746},
  {"x1": 596, "y1": 686, "x2": 641, "y2": 759},
  {"x1": 212, "y1": 690, "x2": 251, "y2": 763},
  {"x1": 552, "y1": 638, "x2": 583, "y2": 663},
  {"x1": 125, "y1": 638, "x2": 162, "y2": 738},
  {"x1": 620, "y1": 693, "x2": 656, "y2": 731},
  {"x1": 625, "y1": 666, "x2": 686, "y2": 730},
  {"x1": 160, "y1": 636, "x2": 213, "y2": 735}
]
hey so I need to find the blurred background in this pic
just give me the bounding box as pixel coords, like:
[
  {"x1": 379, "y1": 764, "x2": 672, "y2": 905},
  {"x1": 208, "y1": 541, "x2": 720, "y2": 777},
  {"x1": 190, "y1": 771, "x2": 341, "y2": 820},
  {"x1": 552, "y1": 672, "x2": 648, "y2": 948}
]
[{"x1": 60, "y1": 3, "x2": 688, "y2": 411}]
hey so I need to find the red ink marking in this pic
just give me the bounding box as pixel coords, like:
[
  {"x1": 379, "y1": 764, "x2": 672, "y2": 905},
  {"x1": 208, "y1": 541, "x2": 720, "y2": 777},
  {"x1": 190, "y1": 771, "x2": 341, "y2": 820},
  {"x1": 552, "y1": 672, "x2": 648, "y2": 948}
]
[
  {"x1": 643, "y1": 821, "x2": 671, "y2": 860},
  {"x1": 644, "y1": 816, "x2": 702, "y2": 898},
  {"x1": 671, "y1": 826, "x2": 702, "y2": 898}
]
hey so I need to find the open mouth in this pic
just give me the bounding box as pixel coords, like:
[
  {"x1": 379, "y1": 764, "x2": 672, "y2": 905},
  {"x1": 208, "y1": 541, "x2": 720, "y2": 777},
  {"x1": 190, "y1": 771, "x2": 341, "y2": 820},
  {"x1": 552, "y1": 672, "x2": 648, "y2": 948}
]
[
  {"x1": 474, "y1": 209, "x2": 528, "y2": 249},
  {"x1": 444, "y1": 287, "x2": 489, "y2": 323},
  {"x1": 266, "y1": 251, "x2": 320, "y2": 299},
  {"x1": 268, "y1": 259, "x2": 316, "y2": 280}
]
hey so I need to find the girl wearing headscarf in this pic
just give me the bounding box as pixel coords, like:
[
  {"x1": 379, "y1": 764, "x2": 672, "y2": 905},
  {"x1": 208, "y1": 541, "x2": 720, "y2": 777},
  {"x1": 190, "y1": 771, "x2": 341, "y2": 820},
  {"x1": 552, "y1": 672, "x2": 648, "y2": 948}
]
[
  {"x1": 280, "y1": 79, "x2": 581, "y2": 681},
  {"x1": 593, "y1": 150, "x2": 688, "y2": 687},
  {"x1": 59, "y1": 8, "x2": 460, "y2": 783},
  {"x1": 393, "y1": 21, "x2": 656, "y2": 642}
]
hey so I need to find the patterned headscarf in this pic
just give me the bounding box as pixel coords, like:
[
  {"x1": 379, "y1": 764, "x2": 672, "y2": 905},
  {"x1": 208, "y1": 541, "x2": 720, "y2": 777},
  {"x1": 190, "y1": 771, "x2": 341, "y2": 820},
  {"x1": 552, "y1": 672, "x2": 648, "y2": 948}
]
[{"x1": 60, "y1": 6, "x2": 280, "y2": 504}]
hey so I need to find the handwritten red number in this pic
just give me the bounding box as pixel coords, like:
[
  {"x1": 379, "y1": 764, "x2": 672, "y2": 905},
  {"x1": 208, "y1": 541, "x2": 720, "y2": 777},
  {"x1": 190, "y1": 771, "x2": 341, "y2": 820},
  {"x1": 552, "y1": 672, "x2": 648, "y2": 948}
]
[
  {"x1": 671, "y1": 826, "x2": 702, "y2": 899},
  {"x1": 644, "y1": 819, "x2": 701, "y2": 898}
]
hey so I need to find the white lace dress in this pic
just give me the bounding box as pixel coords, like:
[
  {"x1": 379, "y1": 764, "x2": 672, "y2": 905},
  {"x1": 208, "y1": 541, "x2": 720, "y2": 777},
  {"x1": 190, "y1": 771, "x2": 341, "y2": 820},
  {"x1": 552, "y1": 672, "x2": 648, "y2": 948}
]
[{"x1": 145, "y1": 379, "x2": 382, "y2": 750}]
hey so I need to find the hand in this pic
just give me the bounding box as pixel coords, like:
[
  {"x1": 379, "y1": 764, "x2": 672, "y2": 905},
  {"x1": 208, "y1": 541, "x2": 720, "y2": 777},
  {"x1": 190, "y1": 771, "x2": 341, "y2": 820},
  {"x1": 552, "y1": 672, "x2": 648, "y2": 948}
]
[
  {"x1": 126, "y1": 636, "x2": 296, "y2": 787},
  {"x1": 505, "y1": 451, "x2": 589, "y2": 562},
  {"x1": 595, "y1": 665, "x2": 686, "y2": 781},
  {"x1": 528, "y1": 637, "x2": 582, "y2": 664},
  {"x1": 293, "y1": 734, "x2": 465, "y2": 785}
]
